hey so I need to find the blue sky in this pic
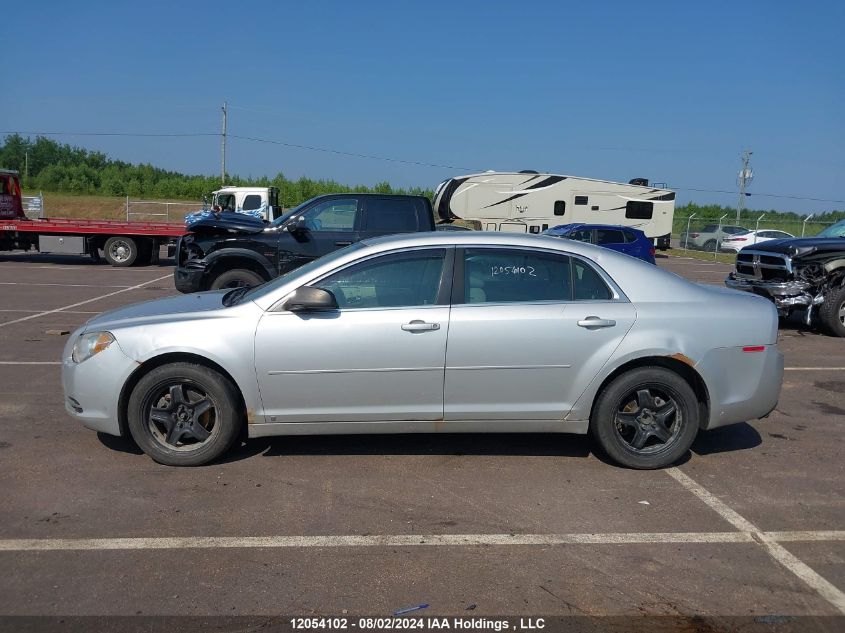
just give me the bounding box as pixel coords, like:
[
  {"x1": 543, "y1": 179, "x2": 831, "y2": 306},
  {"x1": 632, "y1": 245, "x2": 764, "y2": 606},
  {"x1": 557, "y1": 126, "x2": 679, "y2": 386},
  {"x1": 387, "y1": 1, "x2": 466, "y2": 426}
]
[{"x1": 4, "y1": 0, "x2": 843, "y2": 212}]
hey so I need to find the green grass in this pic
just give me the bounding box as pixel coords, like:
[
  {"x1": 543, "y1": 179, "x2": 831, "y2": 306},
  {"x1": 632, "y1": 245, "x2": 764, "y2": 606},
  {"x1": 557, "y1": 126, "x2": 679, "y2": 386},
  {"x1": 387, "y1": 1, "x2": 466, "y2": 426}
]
[
  {"x1": 663, "y1": 248, "x2": 736, "y2": 265},
  {"x1": 22, "y1": 191, "x2": 201, "y2": 222}
]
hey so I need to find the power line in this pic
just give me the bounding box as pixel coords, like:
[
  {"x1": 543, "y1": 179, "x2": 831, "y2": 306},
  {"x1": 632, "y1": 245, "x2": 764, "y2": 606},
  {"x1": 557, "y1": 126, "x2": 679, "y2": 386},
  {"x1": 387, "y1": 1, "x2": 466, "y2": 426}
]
[
  {"x1": 674, "y1": 187, "x2": 844, "y2": 204},
  {"x1": 228, "y1": 134, "x2": 476, "y2": 171},
  {"x1": 2, "y1": 131, "x2": 217, "y2": 138}
]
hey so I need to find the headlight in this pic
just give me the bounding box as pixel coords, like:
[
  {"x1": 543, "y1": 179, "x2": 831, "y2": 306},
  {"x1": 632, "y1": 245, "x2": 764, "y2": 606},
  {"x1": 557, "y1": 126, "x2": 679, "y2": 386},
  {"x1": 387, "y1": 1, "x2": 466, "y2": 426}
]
[{"x1": 72, "y1": 331, "x2": 115, "y2": 363}]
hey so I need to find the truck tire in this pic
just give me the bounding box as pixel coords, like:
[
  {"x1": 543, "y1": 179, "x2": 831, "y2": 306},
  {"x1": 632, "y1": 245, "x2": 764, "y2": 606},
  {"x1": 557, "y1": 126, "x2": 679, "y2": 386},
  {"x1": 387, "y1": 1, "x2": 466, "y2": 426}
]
[
  {"x1": 209, "y1": 268, "x2": 265, "y2": 290},
  {"x1": 819, "y1": 286, "x2": 845, "y2": 337},
  {"x1": 134, "y1": 239, "x2": 155, "y2": 266},
  {"x1": 103, "y1": 236, "x2": 139, "y2": 267}
]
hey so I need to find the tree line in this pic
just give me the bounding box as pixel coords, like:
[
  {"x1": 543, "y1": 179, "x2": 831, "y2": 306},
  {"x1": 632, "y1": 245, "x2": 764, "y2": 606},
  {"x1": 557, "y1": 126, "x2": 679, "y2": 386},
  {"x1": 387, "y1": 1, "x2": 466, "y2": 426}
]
[
  {"x1": 1, "y1": 134, "x2": 842, "y2": 220},
  {"x1": 0, "y1": 134, "x2": 433, "y2": 206}
]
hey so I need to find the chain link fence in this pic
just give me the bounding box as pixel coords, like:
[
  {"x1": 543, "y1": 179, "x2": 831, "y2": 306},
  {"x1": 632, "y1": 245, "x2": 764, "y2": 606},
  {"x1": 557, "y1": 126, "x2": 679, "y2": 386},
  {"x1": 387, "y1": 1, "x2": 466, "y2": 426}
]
[
  {"x1": 124, "y1": 197, "x2": 204, "y2": 223},
  {"x1": 672, "y1": 214, "x2": 837, "y2": 254}
]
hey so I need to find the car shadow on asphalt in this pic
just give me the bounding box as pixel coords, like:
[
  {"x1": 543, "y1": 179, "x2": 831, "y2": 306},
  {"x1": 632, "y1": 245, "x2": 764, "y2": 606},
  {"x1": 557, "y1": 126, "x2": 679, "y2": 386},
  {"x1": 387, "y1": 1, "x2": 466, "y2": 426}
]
[
  {"x1": 97, "y1": 433, "x2": 144, "y2": 455},
  {"x1": 100, "y1": 423, "x2": 763, "y2": 465},
  {"x1": 691, "y1": 422, "x2": 762, "y2": 456},
  {"x1": 236, "y1": 433, "x2": 593, "y2": 460}
]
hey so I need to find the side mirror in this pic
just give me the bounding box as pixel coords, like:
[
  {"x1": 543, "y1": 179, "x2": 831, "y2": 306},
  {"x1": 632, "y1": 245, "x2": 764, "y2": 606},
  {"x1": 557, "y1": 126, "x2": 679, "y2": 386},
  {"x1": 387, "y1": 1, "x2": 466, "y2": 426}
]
[{"x1": 281, "y1": 287, "x2": 338, "y2": 312}]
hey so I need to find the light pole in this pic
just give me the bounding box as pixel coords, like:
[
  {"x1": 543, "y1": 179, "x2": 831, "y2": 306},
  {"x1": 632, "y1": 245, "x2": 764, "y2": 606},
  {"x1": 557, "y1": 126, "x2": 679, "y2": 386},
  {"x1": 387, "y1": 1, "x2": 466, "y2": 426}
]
[
  {"x1": 221, "y1": 102, "x2": 228, "y2": 186},
  {"x1": 736, "y1": 150, "x2": 753, "y2": 225}
]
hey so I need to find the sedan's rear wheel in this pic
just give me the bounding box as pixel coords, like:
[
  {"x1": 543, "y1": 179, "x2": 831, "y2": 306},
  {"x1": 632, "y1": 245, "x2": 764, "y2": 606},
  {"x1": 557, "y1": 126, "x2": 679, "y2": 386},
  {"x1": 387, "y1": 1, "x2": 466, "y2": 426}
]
[
  {"x1": 590, "y1": 367, "x2": 700, "y2": 469},
  {"x1": 127, "y1": 363, "x2": 242, "y2": 466}
]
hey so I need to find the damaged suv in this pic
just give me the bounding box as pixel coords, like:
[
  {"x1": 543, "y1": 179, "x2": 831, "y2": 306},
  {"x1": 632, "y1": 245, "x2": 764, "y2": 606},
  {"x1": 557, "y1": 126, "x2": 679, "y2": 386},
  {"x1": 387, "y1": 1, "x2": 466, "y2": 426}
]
[{"x1": 725, "y1": 220, "x2": 845, "y2": 336}]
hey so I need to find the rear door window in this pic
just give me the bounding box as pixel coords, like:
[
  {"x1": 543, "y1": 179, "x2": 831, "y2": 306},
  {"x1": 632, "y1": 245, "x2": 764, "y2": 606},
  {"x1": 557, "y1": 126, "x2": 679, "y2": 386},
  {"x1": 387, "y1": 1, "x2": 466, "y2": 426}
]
[
  {"x1": 596, "y1": 229, "x2": 625, "y2": 245},
  {"x1": 362, "y1": 197, "x2": 424, "y2": 232},
  {"x1": 462, "y1": 248, "x2": 572, "y2": 304}
]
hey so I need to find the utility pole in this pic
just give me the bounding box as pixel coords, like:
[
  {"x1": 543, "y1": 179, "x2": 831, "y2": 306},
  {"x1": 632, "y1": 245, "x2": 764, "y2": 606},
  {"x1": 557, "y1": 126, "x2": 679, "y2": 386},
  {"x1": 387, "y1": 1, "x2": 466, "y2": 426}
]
[
  {"x1": 221, "y1": 102, "x2": 228, "y2": 186},
  {"x1": 736, "y1": 149, "x2": 753, "y2": 224}
]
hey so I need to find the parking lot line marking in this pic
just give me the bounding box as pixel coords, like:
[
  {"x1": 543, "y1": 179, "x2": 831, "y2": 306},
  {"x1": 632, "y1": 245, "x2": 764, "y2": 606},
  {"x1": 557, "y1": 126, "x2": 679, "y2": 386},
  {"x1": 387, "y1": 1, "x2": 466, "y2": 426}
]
[
  {"x1": 1, "y1": 529, "x2": 844, "y2": 553},
  {"x1": 667, "y1": 467, "x2": 845, "y2": 614},
  {"x1": 785, "y1": 367, "x2": 845, "y2": 371},
  {"x1": 0, "y1": 274, "x2": 172, "y2": 329},
  {"x1": 0, "y1": 361, "x2": 61, "y2": 365},
  {"x1": 0, "y1": 282, "x2": 131, "y2": 288},
  {"x1": 768, "y1": 531, "x2": 845, "y2": 542},
  {"x1": 0, "y1": 533, "x2": 756, "y2": 552},
  {"x1": 0, "y1": 309, "x2": 101, "y2": 314}
]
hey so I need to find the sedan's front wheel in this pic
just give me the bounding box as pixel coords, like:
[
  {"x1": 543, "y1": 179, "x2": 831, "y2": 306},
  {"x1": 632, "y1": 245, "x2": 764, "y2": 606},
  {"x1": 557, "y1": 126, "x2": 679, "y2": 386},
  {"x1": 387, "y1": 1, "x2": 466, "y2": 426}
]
[
  {"x1": 590, "y1": 367, "x2": 700, "y2": 469},
  {"x1": 127, "y1": 363, "x2": 242, "y2": 466}
]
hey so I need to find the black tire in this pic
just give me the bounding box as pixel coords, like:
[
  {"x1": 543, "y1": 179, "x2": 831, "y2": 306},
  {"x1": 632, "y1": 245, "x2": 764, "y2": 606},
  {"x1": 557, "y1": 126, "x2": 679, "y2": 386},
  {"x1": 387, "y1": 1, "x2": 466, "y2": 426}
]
[
  {"x1": 209, "y1": 268, "x2": 265, "y2": 290},
  {"x1": 589, "y1": 367, "x2": 700, "y2": 469},
  {"x1": 702, "y1": 240, "x2": 717, "y2": 252},
  {"x1": 103, "y1": 236, "x2": 138, "y2": 267},
  {"x1": 127, "y1": 363, "x2": 242, "y2": 466},
  {"x1": 134, "y1": 240, "x2": 153, "y2": 267},
  {"x1": 818, "y1": 285, "x2": 845, "y2": 338}
]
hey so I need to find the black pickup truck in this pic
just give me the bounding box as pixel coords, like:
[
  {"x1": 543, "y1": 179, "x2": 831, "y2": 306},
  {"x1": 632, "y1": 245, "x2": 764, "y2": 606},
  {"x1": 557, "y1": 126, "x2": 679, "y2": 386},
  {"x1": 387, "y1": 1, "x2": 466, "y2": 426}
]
[
  {"x1": 174, "y1": 193, "x2": 435, "y2": 293},
  {"x1": 725, "y1": 222, "x2": 845, "y2": 337}
]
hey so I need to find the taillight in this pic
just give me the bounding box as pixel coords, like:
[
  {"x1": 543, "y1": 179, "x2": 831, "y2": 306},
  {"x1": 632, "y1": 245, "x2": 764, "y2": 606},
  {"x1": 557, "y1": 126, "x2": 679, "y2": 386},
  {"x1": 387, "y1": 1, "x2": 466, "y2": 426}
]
[
  {"x1": 649, "y1": 247, "x2": 655, "y2": 256},
  {"x1": 730, "y1": 237, "x2": 747, "y2": 242},
  {"x1": 742, "y1": 346, "x2": 765, "y2": 352}
]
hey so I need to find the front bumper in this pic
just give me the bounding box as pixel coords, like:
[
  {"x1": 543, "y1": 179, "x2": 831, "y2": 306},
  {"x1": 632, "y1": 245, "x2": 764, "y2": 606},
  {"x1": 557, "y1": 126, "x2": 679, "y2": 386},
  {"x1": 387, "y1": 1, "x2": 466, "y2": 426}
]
[
  {"x1": 725, "y1": 274, "x2": 821, "y2": 312},
  {"x1": 174, "y1": 266, "x2": 206, "y2": 294},
  {"x1": 61, "y1": 331, "x2": 137, "y2": 436}
]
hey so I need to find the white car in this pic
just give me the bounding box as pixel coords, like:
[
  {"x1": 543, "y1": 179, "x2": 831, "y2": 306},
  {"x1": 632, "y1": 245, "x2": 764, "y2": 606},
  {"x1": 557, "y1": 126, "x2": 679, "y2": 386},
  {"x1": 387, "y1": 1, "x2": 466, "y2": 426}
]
[{"x1": 720, "y1": 229, "x2": 795, "y2": 252}]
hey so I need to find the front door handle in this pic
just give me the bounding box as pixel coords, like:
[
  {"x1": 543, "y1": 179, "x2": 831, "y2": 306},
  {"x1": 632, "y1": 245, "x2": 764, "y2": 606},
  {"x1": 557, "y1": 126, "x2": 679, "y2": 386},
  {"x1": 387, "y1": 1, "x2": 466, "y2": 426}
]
[
  {"x1": 335, "y1": 241, "x2": 353, "y2": 247},
  {"x1": 401, "y1": 320, "x2": 440, "y2": 332},
  {"x1": 577, "y1": 316, "x2": 616, "y2": 329}
]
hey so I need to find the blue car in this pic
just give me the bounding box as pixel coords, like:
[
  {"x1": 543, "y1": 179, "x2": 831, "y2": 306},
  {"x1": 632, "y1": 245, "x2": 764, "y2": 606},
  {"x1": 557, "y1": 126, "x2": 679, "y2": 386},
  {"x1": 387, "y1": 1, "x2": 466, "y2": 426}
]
[{"x1": 543, "y1": 223, "x2": 656, "y2": 264}]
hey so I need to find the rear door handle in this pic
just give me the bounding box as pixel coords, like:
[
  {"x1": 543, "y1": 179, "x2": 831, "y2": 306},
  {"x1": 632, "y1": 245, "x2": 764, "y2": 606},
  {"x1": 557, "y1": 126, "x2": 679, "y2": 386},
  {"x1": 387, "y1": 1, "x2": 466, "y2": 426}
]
[
  {"x1": 577, "y1": 316, "x2": 616, "y2": 329},
  {"x1": 401, "y1": 320, "x2": 440, "y2": 332},
  {"x1": 335, "y1": 241, "x2": 353, "y2": 247}
]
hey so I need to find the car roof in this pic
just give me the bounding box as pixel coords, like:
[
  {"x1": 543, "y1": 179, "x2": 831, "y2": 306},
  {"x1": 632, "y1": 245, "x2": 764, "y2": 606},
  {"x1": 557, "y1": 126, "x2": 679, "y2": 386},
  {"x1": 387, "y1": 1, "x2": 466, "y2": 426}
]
[{"x1": 361, "y1": 230, "x2": 619, "y2": 255}]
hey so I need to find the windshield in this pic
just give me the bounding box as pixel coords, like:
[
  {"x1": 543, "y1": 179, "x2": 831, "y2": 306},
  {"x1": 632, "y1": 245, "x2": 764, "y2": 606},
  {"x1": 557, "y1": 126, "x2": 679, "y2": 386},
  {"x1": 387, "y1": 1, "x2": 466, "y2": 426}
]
[
  {"x1": 816, "y1": 220, "x2": 845, "y2": 238},
  {"x1": 237, "y1": 240, "x2": 369, "y2": 303}
]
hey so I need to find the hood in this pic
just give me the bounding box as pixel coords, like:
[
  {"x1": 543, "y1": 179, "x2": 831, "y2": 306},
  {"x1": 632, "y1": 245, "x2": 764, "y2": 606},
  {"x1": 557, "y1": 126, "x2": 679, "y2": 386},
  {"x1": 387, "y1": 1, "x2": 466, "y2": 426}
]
[
  {"x1": 83, "y1": 291, "x2": 229, "y2": 331},
  {"x1": 740, "y1": 236, "x2": 845, "y2": 257},
  {"x1": 188, "y1": 211, "x2": 267, "y2": 235}
]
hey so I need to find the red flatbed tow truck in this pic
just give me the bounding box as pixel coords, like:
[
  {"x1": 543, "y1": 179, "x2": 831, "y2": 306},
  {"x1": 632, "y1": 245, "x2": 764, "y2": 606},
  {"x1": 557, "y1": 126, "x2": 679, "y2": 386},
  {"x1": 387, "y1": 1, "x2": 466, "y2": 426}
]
[{"x1": 1, "y1": 169, "x2": 186, "y2": 266}]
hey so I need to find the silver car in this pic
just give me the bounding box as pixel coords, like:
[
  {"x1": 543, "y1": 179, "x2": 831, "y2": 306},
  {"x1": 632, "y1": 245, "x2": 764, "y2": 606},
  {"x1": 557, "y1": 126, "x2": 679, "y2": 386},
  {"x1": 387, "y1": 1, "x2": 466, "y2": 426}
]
[{"x1": 62, "y1": 232, "x2": 784, "y2": 469}]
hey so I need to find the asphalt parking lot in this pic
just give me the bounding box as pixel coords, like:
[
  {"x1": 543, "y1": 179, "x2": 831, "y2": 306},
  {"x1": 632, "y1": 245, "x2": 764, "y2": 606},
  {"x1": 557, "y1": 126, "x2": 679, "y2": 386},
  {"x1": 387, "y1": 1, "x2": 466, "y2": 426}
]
[{"x1": 0, "y1": 250, "x2": 842, "y2": 631}]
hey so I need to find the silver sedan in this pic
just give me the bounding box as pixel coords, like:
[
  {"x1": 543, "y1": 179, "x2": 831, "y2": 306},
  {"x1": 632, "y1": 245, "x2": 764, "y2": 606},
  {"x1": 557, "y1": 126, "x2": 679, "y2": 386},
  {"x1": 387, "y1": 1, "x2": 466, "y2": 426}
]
[{"x1": 62, "y1": 232, "x2": 784, "y2": 469}]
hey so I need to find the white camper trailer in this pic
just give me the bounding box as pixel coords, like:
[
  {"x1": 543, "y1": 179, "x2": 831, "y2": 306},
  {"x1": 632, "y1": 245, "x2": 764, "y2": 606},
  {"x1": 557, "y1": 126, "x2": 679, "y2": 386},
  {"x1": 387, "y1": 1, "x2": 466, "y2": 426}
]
[{"x1": 433, "y1": 172, "x2": 676, "y2": 249}]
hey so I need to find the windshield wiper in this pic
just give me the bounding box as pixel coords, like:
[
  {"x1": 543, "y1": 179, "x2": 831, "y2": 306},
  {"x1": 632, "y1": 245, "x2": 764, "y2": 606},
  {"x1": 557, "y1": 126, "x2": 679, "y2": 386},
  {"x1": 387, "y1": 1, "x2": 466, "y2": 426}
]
[{"x1": 222, "y1": 287, "x2": 251, "y2": 307}]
